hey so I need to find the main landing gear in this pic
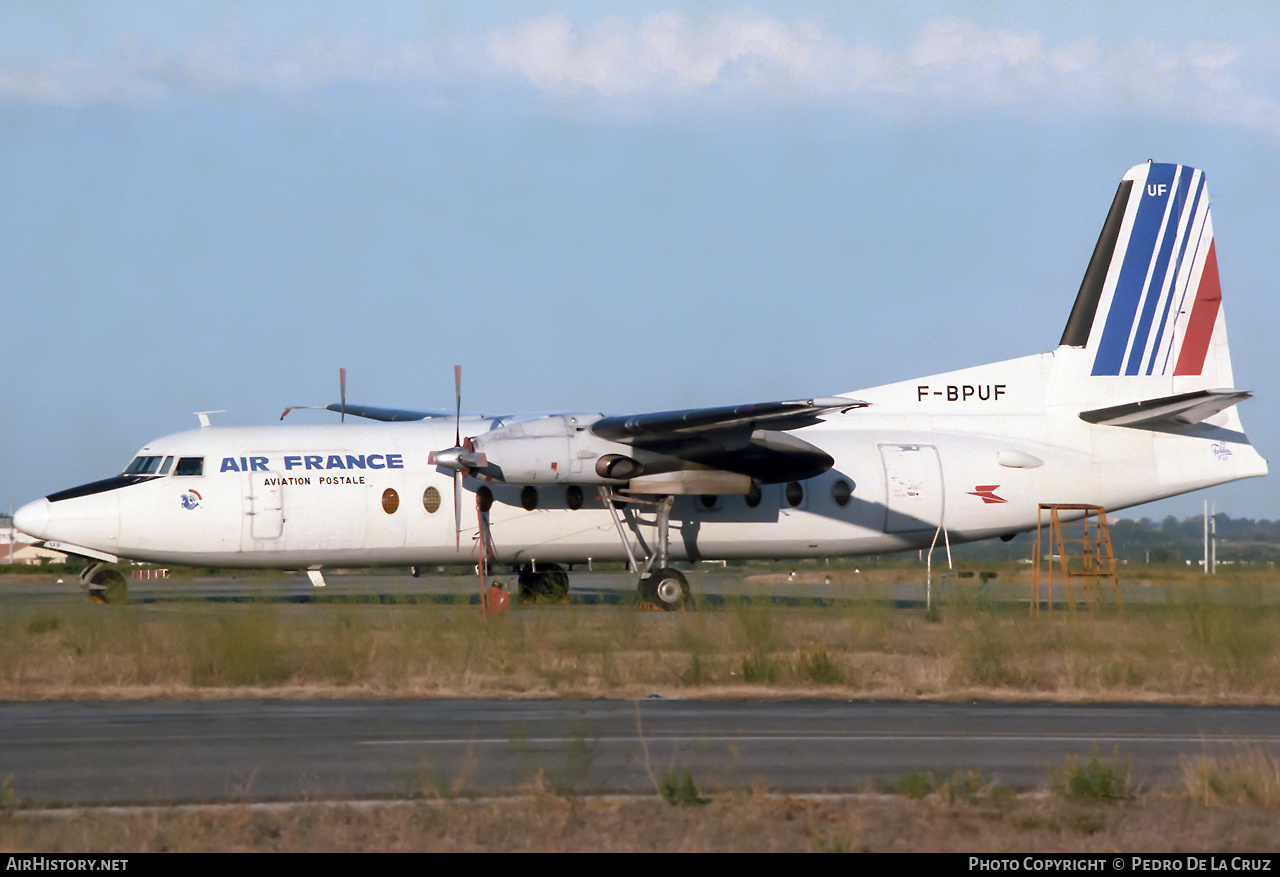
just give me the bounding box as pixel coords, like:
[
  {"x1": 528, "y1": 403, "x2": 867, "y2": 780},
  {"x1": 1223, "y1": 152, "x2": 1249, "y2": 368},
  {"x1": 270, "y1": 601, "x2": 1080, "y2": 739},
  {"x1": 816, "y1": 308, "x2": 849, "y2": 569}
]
[
  {"x1": 638, "y1": 566, "x2": 690, "y2": 611},
  {"x1": 518, "y1": 562, "x2": 570, "y2": 603},
  {"x1": 598, "y1": 489, "x2": 691, "y2": 611}
]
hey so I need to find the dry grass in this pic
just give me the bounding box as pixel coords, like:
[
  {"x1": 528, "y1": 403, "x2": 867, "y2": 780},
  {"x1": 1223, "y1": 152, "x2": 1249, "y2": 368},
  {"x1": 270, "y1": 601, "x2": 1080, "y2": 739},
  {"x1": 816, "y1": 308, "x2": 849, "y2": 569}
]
[
  {"x1": 4, "y1": 783, "x2": 1279, "y2": 853},
  {"x1": 1182, "y1": 746, "x2": 1280, "y2": 808},
  {"x1": 4, "y1": 568, "x2": 1279, "y2": 852},
  {"x1": 1, "y1": 575, "x2": 1278, "y2": 702}
]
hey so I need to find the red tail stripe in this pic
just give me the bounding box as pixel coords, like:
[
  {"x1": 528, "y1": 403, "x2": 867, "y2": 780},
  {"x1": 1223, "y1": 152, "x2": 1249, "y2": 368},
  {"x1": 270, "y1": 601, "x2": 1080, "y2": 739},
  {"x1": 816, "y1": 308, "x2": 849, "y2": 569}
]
[{"x1": 1173, "y1": 240, "x2": 1222, "y2": 376}]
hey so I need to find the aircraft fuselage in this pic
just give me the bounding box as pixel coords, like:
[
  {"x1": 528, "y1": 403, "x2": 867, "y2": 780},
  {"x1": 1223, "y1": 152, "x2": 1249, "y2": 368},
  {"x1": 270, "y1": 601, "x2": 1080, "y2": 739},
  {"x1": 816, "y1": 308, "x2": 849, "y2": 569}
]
[{"x1": 17, "y1": 349, "x2": 1264, "y2": 570}]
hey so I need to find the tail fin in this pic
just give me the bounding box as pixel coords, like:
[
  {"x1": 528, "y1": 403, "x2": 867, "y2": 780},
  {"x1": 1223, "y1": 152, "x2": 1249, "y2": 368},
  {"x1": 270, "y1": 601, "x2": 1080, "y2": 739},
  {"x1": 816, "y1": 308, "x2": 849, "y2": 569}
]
[{"x1": 1060, "y1": 162, "x2": 1231, "y2": 389}]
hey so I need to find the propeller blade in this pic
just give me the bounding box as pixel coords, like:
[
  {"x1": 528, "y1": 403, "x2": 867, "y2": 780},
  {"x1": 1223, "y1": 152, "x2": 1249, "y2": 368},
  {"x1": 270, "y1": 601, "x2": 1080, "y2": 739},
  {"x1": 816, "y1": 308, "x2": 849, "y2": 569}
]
[
  {"x1": 453, "y1": 365, "x2": 463, "y2": 550},
  {"x1": 339, "y1": 368, "x2": 347, "y2": 423},
  {"x1": 454, "y1": 364, "x2": 462, "y2": 447}
]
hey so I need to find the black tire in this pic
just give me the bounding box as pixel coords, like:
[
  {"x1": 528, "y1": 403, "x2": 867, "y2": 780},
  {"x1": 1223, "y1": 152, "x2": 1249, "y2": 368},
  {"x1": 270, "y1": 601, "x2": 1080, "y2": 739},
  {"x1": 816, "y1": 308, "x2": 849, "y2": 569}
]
[
  {"x1": 639, "y1": 567, "x2": 689, "y2": 611},
  {"x1": 518, "y1": 563, "x2": 570, "y2": 602},
  {"x1": 541, "y1": 565, "x2": 570, "y2": 601},
  {"x1": 90, "y1": 569, "x2": 128, "y2": 605},
  {"x1": 517, "y1": 563, "x2": 538, "y2": 601}
]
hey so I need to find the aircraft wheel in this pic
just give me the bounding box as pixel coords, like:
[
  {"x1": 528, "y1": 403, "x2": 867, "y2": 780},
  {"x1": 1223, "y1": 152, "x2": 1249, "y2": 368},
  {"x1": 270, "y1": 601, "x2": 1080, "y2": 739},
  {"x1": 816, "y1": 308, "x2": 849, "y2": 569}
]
[
  {"x1": 518, "y1": 563, "x2": 569, "y2": 602},
  {"x1": 89, "y1": 569, "x2": 128, "y2": 605},
  {"x1": 542, "y1": 565, "x2": 570, "y2": 601},
  {"x1": 640, "y1": 567, "x2": 689, "y2": 611}
]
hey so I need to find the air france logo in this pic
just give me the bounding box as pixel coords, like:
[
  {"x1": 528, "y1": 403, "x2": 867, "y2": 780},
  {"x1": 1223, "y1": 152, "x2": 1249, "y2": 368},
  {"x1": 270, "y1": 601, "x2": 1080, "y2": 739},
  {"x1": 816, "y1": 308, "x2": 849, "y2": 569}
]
[
  {"x1": 180, "y1": 489, "x2": 203, "y2": 510},
  {"x1": 1211, "y1": 442, "x2": 1233, "y2": 462}
]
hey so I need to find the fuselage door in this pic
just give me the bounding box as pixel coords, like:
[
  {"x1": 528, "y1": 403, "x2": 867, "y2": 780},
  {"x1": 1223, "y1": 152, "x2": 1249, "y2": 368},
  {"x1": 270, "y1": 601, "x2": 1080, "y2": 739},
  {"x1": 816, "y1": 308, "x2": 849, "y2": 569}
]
[
  {"x1": 247, "y1": 470, "x2": 285, "y2": 540},
  {"x1": 879, "y1": 443, "x2": 944, "y2": 533}
]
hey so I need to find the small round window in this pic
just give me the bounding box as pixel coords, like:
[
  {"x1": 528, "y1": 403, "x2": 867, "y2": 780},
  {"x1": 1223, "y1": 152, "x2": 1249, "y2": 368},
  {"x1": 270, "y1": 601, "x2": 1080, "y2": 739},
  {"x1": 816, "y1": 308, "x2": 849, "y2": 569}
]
[
  {"x1": 382, "y1": 488, "x2": 400, "y2": 514},
  {"x1": 831, "y1": 479, "x2": 853, "y2": 507},
  {"x1": 423, "y1": 486, "x2": 442, "y2": 513},
  {"x1": 785, "y1": 481, "x2": 804, "y2": 508},
  {"x1": 521, "y1": 485, "x2": 539, "y2": 511}
]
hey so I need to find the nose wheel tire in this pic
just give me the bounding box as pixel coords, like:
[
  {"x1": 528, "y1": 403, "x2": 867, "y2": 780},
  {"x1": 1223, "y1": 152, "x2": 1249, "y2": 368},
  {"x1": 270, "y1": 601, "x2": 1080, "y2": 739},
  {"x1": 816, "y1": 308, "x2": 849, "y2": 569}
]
[
  {"x1": 639, "y1": 567, "x2": 689, "y2": 611},
  {"x1": 88, "y1": 569, "x2": 128, "y2": 605}
]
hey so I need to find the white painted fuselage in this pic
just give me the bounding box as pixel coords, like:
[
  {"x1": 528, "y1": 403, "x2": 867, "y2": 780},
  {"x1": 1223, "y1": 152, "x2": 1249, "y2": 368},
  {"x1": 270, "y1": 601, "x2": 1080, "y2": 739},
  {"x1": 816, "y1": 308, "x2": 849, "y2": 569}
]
[
  {"x1": 15, "y1": 347, "x2": 1265, "y2": 571},
  {"x1": 14, "y1": 162, "x2": 1268, "y2": 573}
]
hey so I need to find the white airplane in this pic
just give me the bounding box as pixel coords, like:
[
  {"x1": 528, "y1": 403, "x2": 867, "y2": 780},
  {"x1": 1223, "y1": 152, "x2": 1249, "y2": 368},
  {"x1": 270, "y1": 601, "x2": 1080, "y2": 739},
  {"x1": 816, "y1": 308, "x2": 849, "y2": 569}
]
[{"x1": 14, "y1": 161, "x2": 1268, "y2": 607}]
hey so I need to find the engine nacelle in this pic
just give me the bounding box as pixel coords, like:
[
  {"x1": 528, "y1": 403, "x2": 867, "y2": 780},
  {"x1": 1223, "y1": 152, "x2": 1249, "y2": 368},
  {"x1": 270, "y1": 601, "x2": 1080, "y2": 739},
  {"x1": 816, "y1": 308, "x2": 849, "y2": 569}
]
[
  {"x1": 469, "y1": 414, "x2": 633, "y2": 485},
  {"x1": 595, "y1": 454, "x2": 644, "y2": 480},
  {"x1": 457, "y1": 414, "x2": 835, "y2": 490}
]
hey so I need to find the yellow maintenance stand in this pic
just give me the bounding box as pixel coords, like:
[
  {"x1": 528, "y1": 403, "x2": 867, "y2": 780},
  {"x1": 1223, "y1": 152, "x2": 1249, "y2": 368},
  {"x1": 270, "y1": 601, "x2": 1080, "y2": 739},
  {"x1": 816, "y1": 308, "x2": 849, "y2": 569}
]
[{"x1": 1032, "y1": 504, "x2": 1122, "y2": 616}]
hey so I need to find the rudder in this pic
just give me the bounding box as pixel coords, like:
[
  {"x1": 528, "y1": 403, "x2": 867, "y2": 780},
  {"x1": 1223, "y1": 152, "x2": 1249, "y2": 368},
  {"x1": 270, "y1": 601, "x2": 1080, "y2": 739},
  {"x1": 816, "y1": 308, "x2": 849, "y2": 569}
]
[{"x1": 1059, "y1": 162, "x2": 1229, "y2": 387}]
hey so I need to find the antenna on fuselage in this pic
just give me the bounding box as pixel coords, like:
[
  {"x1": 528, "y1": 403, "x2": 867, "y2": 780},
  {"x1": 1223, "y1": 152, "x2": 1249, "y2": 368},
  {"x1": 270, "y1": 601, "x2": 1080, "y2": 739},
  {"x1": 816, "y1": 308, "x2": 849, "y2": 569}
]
[
  {"x1": 340, "y1": 367, "x2": 347, "y2": 422},
  {"x1": 194, "y1": 410, "x2": 226, "y2": 428}
]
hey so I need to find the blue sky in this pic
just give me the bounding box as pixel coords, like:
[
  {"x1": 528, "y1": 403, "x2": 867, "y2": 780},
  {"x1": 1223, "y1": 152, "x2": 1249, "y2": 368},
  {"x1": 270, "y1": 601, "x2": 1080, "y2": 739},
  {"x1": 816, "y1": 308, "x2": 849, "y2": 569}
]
[{"x1": 3, "y1": 2, "x2": 1278, "y2": 523}]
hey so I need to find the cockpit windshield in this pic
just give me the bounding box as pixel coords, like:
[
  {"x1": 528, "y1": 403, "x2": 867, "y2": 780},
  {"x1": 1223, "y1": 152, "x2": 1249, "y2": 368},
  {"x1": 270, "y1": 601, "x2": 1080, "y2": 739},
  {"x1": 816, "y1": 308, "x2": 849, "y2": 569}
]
[{"x1": 123, "y1": 455, "x2": 174, "y2": 476}]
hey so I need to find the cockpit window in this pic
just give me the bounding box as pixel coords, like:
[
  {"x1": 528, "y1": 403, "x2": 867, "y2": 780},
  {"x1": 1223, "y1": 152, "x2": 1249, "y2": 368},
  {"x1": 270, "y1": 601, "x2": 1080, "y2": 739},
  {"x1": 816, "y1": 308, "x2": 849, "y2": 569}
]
[
  {"x1": 159, "y1": 456, "x2": 174, "y2": 475},
  {"x1": 124, "y1": 456, "x2": 165, "y2": 475},
  {"x1": 174, "y1": 457, "x2": 204, "y2": 476}
]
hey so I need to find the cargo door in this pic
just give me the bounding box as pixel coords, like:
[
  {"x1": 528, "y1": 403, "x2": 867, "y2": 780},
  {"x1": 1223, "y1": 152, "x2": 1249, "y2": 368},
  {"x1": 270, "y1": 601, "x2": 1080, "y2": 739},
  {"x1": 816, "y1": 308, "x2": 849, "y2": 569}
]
[
  {"x1": 246, "y1": 470, "x2": 285, "y2": 541},
  {"x1": 879, "y1": 444, "x2": 944, "y2": 533}
]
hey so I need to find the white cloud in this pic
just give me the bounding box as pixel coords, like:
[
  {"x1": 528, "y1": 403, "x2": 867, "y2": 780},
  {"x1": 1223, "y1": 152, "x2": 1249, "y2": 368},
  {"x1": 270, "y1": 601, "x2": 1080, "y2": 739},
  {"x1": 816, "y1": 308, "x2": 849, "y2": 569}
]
[{"x1": 1, "y1": 12, "x2": 1278, "y2": 136}]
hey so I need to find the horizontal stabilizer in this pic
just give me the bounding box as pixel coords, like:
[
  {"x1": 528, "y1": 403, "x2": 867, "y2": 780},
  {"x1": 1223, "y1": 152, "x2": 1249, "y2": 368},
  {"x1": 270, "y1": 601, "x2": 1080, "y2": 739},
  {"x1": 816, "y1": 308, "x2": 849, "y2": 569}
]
[
  {"x1": 591, "y1": 397, "x2": 865, "y2": 443},
  {"x1": 1078, "y1": 389, "x2": 1250, "y2": 427}
]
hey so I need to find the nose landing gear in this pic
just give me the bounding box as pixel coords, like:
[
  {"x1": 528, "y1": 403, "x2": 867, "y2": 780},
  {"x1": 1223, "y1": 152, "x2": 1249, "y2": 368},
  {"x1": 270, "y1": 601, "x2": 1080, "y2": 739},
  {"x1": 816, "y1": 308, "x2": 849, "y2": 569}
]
[{"x1": 81, "y1": 560, "x2": 127, "y2": 605}]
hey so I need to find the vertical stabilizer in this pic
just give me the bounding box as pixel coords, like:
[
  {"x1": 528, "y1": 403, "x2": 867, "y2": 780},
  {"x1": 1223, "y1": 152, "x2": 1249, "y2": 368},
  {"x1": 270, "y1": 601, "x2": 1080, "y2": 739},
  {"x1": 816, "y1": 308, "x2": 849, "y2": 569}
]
[{"x1": 1059, "y1": 162, "x2": 1231, "y2": 391}]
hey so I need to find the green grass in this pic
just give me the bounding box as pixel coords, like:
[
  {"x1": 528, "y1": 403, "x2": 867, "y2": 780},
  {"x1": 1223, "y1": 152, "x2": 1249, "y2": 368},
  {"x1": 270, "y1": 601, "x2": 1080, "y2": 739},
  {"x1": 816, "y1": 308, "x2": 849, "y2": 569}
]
[
  {"x1": 660, "y1": 768, "x2": 702, "y2": 806},
  {"x1": 1050, "y1": 744, "x2": 1131, "y2": 803}
]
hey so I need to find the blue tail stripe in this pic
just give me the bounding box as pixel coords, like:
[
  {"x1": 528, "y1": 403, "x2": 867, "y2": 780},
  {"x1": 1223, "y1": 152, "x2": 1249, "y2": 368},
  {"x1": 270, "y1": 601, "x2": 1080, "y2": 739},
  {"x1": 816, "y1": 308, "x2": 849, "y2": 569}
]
[
  {"x1": 1146, "y1": 172, "x2": 1205, "y2": 375},
  {"x1": 1125, "y1": 167, "x2": 1194, "y2": 375},
  {"x1": 1092, "y1": 163, "x2": 1178, "y2": 375}
]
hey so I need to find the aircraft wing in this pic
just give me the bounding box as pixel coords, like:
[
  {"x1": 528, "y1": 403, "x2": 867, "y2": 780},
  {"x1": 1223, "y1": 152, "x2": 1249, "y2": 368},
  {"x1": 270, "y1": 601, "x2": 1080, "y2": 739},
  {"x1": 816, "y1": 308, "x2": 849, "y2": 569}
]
[
  {"x1": 1078, "y1": 389, "x2": 1251, "y2": 427},
  {"x1": 322, "y1": 403, "x2": 454, "y2": 422},
  {"x1": 280, "y1": 403, "x2": 454, "y2": 421},
  {"x1": 590, "y1": 397, "x2": 866, "y2": 443}
]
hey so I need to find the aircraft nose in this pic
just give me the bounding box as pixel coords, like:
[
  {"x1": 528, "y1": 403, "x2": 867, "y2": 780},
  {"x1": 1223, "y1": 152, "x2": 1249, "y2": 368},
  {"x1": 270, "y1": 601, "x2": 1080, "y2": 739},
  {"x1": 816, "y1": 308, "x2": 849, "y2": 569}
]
[{"x1": 14, "y1": 498, "x2": 50, "y2": 540}]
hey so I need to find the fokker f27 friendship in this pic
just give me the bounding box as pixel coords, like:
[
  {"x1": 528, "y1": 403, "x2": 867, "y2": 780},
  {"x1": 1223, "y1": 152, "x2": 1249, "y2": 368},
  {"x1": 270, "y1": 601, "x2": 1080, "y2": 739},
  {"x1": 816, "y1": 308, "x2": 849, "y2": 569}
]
[{"x1": 15, "y1": 162, "x2": 1268, "y2": 607}]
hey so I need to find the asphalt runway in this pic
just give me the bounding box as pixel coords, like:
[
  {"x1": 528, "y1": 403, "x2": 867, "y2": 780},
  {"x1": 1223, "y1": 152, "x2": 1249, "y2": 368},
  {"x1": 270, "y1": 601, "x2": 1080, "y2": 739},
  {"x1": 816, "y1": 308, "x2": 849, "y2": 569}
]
[
  {"x1": 2, "y1": 567, "x2": 1233, "y2": 608},
  {"x1": 4, "y1": 699, "x2": 1279, "y2": 807},
  {"x1": 1, "y1": 569, "x2": 925, "y2": 604}
]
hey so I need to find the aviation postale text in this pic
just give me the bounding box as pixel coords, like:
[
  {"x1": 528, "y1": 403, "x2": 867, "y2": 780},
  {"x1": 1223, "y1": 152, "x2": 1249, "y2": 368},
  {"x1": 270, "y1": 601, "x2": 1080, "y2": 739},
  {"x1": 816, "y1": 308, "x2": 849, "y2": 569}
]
[{"x1": 219, "y1": 453, "x2": 405, "y2": 474}]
